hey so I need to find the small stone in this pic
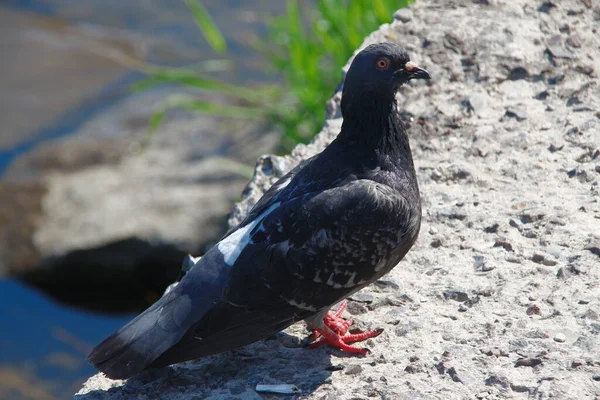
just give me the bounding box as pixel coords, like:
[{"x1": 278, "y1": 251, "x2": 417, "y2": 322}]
[
  {"x1": 584, "y1": 239, "x2": 600, "y2": 256},
  {"x1": 443, "y1": 290, "x2": 469, "y2": 302},
  {"x1": 535, "y1": 90, "x2": 550, "y2": 100},
  {"x1": 484, "y1": 223, "x2": 499, "y2": 233},
  {"x1": 566, "y1": 34, "x2": 583, "y2": 48},
  {"x1": 429, "y1": 226, "x2": 439, "y2": 235},
  {"x1": 526, "y1": 304, "x2": 541, "y2": 316},
  {"x1": 473, "y1": 255, "x2": 486, "y2": 271},
  {"x1": 538, "y1": 1, "x2": 556, "y2": 13},
  {"x1": 554, "y1": 333, "x2": 566, "y2": 343},
  {"x1": 466, "y1": 95, "x2": 486, "y2": 113},
  {"x1": 374, "y1": 280, "x2": 400, "y2": 290},
  {"x1": 348, "y1": 293, "x2": 374, "y2": 304},
  {"x1": 344, "y1": 364, "x2": 362, "y2": 375},
  {"x1": 546, "y1": 45, "x2": 572, "y2": 59},
  {"x1": 571, "y1": 360, "x2": 583, "y2": 368},
  {"x1": 510, "y1": 384, "x2": 533, "y2": 393},
  {"x1": 575, "y1": 65, "x2": 594, "y2": 76},
  {"x1": 404, "y1": 365, "x2": 418, "y2": 373},
  {"x1": 508, "y1": 66, "x2": 529, "y2": 81},
  {"x1": 531, "y1": 253, "x2": 557, "y2": 266},
  {"x1": 393, "y1": 8, "x2": 412, "y2": 22},
  {"x1": 548, "y1": 143, "x2": 563, "y2": 152},
  {"x1": 524, "y1": 329, "x2": 549, "y2": 339},
  {"x1": 584, "y1": 310, "x2": 598, "y2": 320},
  {"x1": 493, "y1": 239, "x2": 513, "y2": 252},
  {"x1": 514, "y1": 358, "x2": 542, "y2": 368},
  {"x1": 505, "y1": 107, "x2": 528, "y2": 121},
  {"x1": 346, "y1": 301, "x2": 368, "y2": 315},
  {"x1": 430, "y1": 238, "x2": 443, "y2": 248}
]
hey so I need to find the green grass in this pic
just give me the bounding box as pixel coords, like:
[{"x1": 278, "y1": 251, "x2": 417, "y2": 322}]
[{"x1": 141, "y1": 0, "x2": 414, "y2": 152}]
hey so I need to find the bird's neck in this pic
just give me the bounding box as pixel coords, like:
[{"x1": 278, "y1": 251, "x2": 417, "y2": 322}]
[{"x1": 338, "y1": 93, "x2": 413, "y2": 165}]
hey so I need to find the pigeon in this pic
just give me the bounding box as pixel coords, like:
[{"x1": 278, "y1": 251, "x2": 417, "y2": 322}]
[{"x1": 88, "y1": 42, "x2": 430, "y2": 380}]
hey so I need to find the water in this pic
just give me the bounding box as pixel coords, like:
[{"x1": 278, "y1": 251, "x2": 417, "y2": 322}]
[
  {"x1": 0, "y1": 1, "x2": 293, "y2": 398},
  {"x1": 0, "y1": 281, "x2": 132, "y2": 399}
]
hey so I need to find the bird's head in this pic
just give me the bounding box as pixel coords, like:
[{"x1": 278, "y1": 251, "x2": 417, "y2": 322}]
[{"x1": 342, "y1": 43, "x2": 430, "y2": 101}]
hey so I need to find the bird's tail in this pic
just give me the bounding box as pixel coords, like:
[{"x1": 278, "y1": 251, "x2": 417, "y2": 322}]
[{"x1": 87, "y1": 292, "x2": 192, "y2": 380}]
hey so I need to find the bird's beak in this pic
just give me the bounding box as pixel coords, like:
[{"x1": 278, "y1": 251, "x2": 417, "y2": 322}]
[{"x1": 403, "y1": 61, "x2": 431, "y2": 80}]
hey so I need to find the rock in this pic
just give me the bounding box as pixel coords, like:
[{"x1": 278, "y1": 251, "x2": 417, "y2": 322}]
[
  {"x1": 493, "y1": 238, "x2": 513, "y2": 252},
  {"x1": 546, "y1": 45, "x2": 573, "y2": 60},
  {"x1": 514, "y1": 358, "x2": 542, "y2": 368},
  {"x1": 554, "y1": 333, "x2": 567, "y2": 343},
  {"x1": 473, "y1": 255, "x2": 493, "y2": 272},
  {"x1": 531, "y1": 253, "x2": 558, "y2": 266},
  {"x1": 0, "y1": 108, "x2": 274, "y2": 311},
  {"x1": 393, "y1": 8, "x2": 412, "y2": 23},
  {"x1": 526, "y1": 304, "x2": 541, "y2": 316},
  {"x1": 344, "y1": 364, "x2": 362, "y2": 375},
  {"x1": 508, "y1": 67, "x2": 529, "y2": 81},
  {"x1": 585, "y1": 239, "x2": 600, "y2": 256},
  {"x1": 348, "y1": 293, "x2": 374, "y2": 304},
  {"x1": 430, "y1": 238, "x2": 443, "y2": 248},
  {"x1": 443, "y1": 290, "x2": 469, "y2": 302},
  {"x1": 76, "y1": 0, "x2": 600, "y2": 398},
  {"x1": 346, "y1": 301, "x2": 368, "y2": 315},
  {"x1": 484, "y1": 223, "x2": 499, "y2": 233},
  {"x1": 504, "y1": 107, "x2": 528, "y2": 121}
]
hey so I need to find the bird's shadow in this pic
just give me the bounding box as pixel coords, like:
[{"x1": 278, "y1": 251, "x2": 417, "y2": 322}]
[{"x1": 75, "y1": 329, "x2": 366, "y2": 399}]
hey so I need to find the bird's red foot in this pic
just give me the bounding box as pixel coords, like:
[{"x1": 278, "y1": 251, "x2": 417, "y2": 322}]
[{"x1": 307, "y1": 302, "x2": 383, "y2": 354}]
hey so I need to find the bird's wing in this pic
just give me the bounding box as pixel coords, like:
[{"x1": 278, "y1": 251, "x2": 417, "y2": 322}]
[
  {"x1": 151, "y1": 178, "x2": 419, "y2": 367},
  {"x1": 236, "y1": 156, "x2": 316, "y2": 228}
]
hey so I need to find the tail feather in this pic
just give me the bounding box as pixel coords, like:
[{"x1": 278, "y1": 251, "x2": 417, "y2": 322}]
[{"x1": 87, "y1": 293, "x2": 192, "y2": 379}]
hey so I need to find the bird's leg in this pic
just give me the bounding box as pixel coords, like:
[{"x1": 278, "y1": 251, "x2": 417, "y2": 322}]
[
  {"x1": 306, "y1": 301, "x2": 383, "y2": 354},
  {"x1": 311, "y1": 301, "x2": 350, "y2": 340}
]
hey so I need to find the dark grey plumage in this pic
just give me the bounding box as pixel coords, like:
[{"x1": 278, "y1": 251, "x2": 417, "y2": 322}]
[{"x1": 88, "y1": 42, "x2": 430, "y2": 379}]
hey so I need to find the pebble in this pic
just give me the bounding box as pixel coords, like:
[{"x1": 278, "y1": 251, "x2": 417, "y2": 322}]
[
  {"x1": 348, "y1": 293, "x2": 374, "y2": 304},
  {"x1": 344, "y1": 364, "x2": 362, "y2": 375},
  {"x1": 585, "y1": 310, "x2": 598, "y2": 320},
  {"x1": 531, "y1": 253, "x2": 557, "y2": 266},
  {"x1": 430, "y1": 238, "x2": 443, "y2": 248},
  {"x1": 547, "y1": 45, "x2": 573, "y2": 59},
  {"x1": 505, "y1": 107, "x2": 528, "y2": 121},
  {"x1": 346, "y1": 301, "x2": 368, "y2": 315},
  {"x1": 443, "y1": 290, "x2": 469, "y2": 302},
  {"x1": 554, "y1": 333, "x2": 566, "y2": 343},
  {"x1": 393, "y1": 9, "x2": 412, "y2": 22}
]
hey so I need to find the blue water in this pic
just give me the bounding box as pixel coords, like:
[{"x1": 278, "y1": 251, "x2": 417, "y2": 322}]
[{"x1": 0, "y1": 280, "x2": 132, "y2": 397}]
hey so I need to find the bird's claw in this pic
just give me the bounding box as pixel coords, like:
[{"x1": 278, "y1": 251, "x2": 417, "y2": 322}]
[{"x1": 308, "y1": 301, "x2": 383, "y2": 354}]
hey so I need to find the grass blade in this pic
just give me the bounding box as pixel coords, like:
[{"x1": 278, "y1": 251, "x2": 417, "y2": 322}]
[{"x1": 184, "y1": 0, "x2": 227, "y2": 53}]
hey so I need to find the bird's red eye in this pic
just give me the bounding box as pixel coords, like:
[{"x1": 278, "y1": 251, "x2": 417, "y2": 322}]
[{"x1": 375, "y1": 57, "x2": 389, "y2": 70}]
